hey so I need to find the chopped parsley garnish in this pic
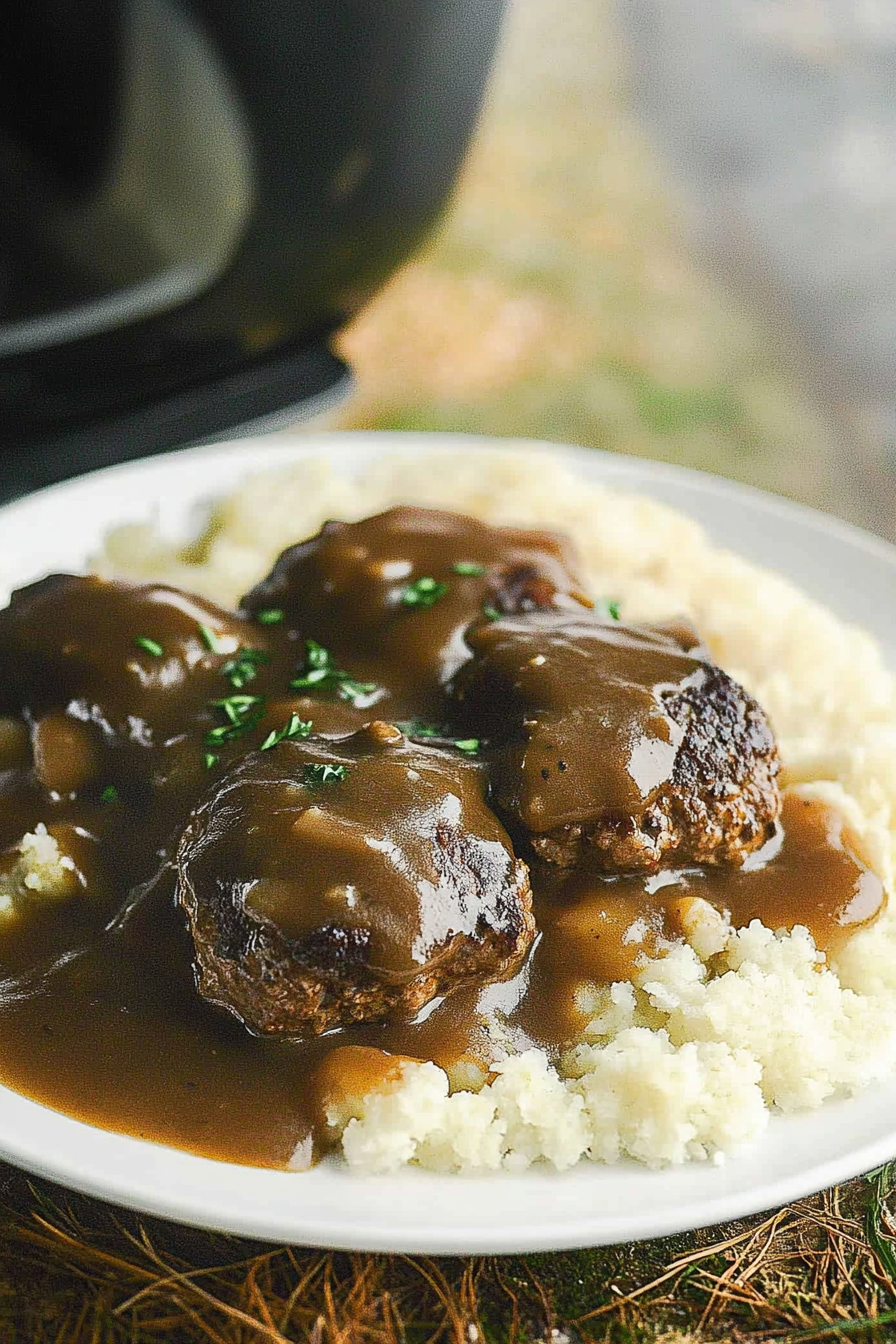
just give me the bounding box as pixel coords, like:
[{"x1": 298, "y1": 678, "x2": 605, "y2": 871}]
[
  {"x1": 598, "y1": 599, "x2": 621, "y2": 622},
  {"x1": 453, "y1": 738, "x2": 480, "y2": 755},
  {"x1": 289, "y1": 640, "x2": 377, "y2": 703},
  {"x1": 222, "y1": 646, "x2": 269, "y2": 690},
  {"x1": 397, "y1": 719, "x2": 440, "y2": 738},
  {"x1": 291, "y1": 639, "x2": 337, "y2": 689},
  {"x1": 303, "y1": 762, "x2": 346, "y2": 788},
  {"x1": 197, "y1": 623, "x2": 225, "y2": 653},
  {"x1": 133, "y1": 635, "x2": 163, "y2": 657},
  {"x1": 205, "y1": 693, "x2": 265, "y2": 745},
  {"x1": 256, "y1": 608, "x2": 284, "y2": 625},
  {"x1": 205, "y1": 721, "x2": 258, "y2": 746},
  {"x1": 398, "y1": 722, "x2": 481, "y2": 755},
  {"x1": 210, "y1": 693, "x2": 263, "y2": 722},
  {"x1": 482, "y1": 604, "x2": 501, "y2": 622},
  {"x1": 210, "y1": 693, "x2": 264, "y2": 724},
  {"x1": 101, "y1": 784, "x2": 118, "y2": 803},
  {"x1": 204, "y1": 725, "x2": 239, "y2": 746},
  {"x1": 260, "y1": 713, "x2": 313, "y2": 751},
  {"x1": 400, "y1": 576, "x2": 448, "y2": 609},
  {"x1": 452, "y1": 561, "x2": 486, "y2": 577},
  {"x1": 204, "y1": 752, "x2": 220, "y2": 770}
]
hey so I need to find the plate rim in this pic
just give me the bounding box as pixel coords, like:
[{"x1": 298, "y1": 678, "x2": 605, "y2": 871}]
[{"x1": 4, "y1": 429, "x2": 896, "y2": 568}]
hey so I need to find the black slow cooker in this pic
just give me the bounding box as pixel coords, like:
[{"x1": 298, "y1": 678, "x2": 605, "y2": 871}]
[{"x1": 0, "y1": 0, "x2": 505, "y2": 499}]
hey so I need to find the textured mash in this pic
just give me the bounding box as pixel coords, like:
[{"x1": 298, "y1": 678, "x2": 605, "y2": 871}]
[
  {"x1": 96, "y1": 445, "x2": 896, "y2": 1172},
  {"x1": 0, "y1": 824, "x2": 77, "y2": 916}
]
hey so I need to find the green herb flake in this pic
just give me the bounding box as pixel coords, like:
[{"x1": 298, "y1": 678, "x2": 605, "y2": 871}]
[
  {"x1": 205, "y1": 725, "x2": 236, "y2": 746},
  {"x1": 289, "y1": 639, "x2": 377, "y2": 704},
  {"x1": 397, "y1": 720, "x2": 441, "y2": 738},
  {"x1": 222, "y1": 646, "x2": 270, "y2": 689},
  {"x1": 204, "y1": 752, "x2": 220, "y2": 770},
  {"x1": 289, "y1": 638, "x2": 331, "y2": 687},
  {"x1": 256, "y1": 608, "x2": 284, "y2": 625},
  {"x1": 400, "y1": 575, "x2": 449, "y2": 609},
  {"x1": 452, "y1": 561, "x2": 486, "y2": 577},
  {"x1": 482, "y1": 604, "x2": 501, "y2": 622},
  {"x1": 197, "y1": 623, "x2": 225, "y2": 653},
  {"x1": 397, "y1": 722, "x2": 480, "y2": 755},
  {"x1": 212, "y1": 693, "x2": 263, "y2": 712},
  {"x1": 205, "y1": 692, "x2": 266, "y2": 746},
  {"x1": 133, "y1": 635, "x2": 163, "y2": 657},
  {"x1": 101, "y1": 784, "x2": 118, "y2": 803},
  {"x1": 260, "y1": 713, "x2": 313, "y2": 751},
  {"x1": 204, "y1": 719, "x2": 261, "y2": 746},
  {"x1": 210, "y1": 693, "x2": 264, "y2": 725},
  {"x1": 452, "y1": 738, "x2": 480, "y2": 755},
  {"x1": 605, "y1": 599, "x2": 621, "y2": 622},
  {"x1": 303, "y1": 762, "x2": 347, "y2": 788}
]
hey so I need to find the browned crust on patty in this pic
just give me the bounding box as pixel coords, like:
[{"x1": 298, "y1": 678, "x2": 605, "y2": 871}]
[
  {"x1": 530, "y1": 663, "x2": 780, "y2": 871},
  {"x1": 177, "y1": 808, "x2": 535, "y2": 1038}
]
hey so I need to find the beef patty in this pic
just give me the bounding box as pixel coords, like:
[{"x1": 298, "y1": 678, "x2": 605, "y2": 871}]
[
  {"x1": 175, "y1": 722, "x2": 535, "y2": 1037},
  {"x1": 241, "y1": 505, "x2": 592, "y2": 712},
  {"x1": 448, "y1": 610, "x2": 781, "y2": 872}
]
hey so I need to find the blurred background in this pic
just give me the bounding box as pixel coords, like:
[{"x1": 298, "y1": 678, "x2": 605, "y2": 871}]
[{"x1": 333, "y1": 0, "x2": 896, "y2": 539}]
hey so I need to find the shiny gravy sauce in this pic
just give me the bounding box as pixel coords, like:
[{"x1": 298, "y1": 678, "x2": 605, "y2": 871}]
[{"x1": 0, "y1": 507, "x2": 883, "y2": 1168}]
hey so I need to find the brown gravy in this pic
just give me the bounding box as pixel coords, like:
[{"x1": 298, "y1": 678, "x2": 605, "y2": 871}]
[
  {"x1": 456, "y1": 611, "x2": 709, "y2": 826},
  {"x1": 0, "y1": 794, "x2": 878, "y2": 1169},
  {"x1": 0, "y1": 508, "x2": 884, "y2": 1169}
]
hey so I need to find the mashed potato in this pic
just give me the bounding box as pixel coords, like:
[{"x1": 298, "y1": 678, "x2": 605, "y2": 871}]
[
  {"x1": 0, "y1": 824, "x2": 78, "y2": 915},
  {"x1": 96, "y1": 448, "x2": 896, "y2": 1173}
]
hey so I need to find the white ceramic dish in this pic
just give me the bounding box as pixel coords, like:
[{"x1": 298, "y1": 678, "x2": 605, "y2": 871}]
[{"x1": 1, "y1": 430, "x2": 895, "y2": 1254}]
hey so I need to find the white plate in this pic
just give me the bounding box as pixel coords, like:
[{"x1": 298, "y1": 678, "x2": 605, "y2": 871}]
[{"x1": 1, "y1": 430, "x2": 896, "y2": 1254}]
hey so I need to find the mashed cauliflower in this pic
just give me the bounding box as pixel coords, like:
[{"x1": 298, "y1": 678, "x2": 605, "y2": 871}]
[{"x1": 96, "y1": 447, "x2": 896, "y2": 1173}]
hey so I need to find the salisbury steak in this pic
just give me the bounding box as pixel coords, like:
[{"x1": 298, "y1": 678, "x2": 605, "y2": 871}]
[
  {"x1": 175, "y1": 722, "x2": 535, "y2": 1037},
  {"x1": 240, "y1": 505, "x2": 591, "y2": 710},
  {"x1": 0, "y1": 574, "x2": 280, "y2": 799},
  {"x1": 448, "y1": 611, "x2": 781, "y2": 872}
]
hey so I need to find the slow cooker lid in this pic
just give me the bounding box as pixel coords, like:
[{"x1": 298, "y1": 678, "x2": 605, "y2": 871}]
[{"x1": 0, "y1": 337, "x2": 350, "y2": 506}]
